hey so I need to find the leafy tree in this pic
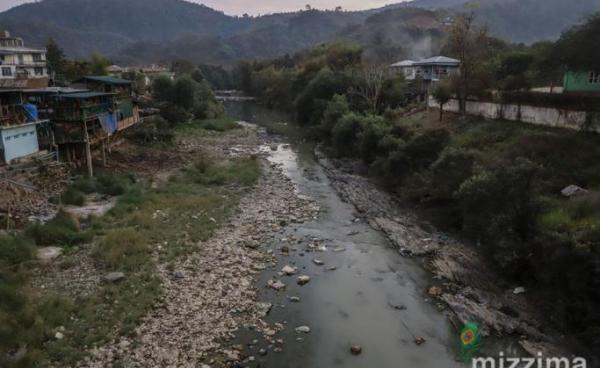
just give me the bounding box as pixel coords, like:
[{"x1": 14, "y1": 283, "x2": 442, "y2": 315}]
[
  {"x1": 46, "y1": 38, "x2": 66, "y2": 80},
  {"x1": 431, "y1": 82, "x2": 452, "y2": 121},
  {"x1": 331, "y1": 113, "x2": 363, "y2": 157},
  {"x1": 320, "y1": 94, "x2": 350, "y2": 138},
  {"x1": 430, "y1": 148, "x2": 477, "y2": 201},
  {"x1": 550, "y1": 13, "x2": 600, "y2": 72},
  {"x1": 89, "y1": 52, "x2": 111, "y2": 75},
  {"x1": 152, "y1": 76, "x2": 174, "y2": 103},
  {"x1": 295, "y1": 67, "x2": 352, "y2": 125},
  {"x1": 358, "y1": 115, "x2": 389, "y2": 164},
  {"x1": 171, "y1": 77, "x2": 197, "y2": 110}
]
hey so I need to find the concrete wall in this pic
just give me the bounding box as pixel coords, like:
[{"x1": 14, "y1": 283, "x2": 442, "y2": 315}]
[
  {"x1": 0, "y1": 123, "x2": 40, "y2": 163},
  {"x1": 428, "y1": 97, "x2": 600, "y2": 133}
]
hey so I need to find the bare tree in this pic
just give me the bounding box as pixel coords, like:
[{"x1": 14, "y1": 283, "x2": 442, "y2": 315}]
[
  {"x1": 351, "y1": 65, "x2": 386, "y2": 113},
  {"x1": 447, "y1": 13, "x2": 490, "y2": 114}
]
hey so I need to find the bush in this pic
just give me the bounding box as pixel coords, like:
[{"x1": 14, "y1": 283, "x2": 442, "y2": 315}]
[
  {"x1": 194, "y1": 118, "x2": 238, "y2": 132},
  {"x1": 184, "y1": 157, "x2": 260, "y2": 187},
  {"x1": 404, "y1": 129, "x2": 450, "y2": 169},
  {"x1": 26, "y1": 210, "x2": 90, "y2": 247},
  {"x1": 357, "y1": 115, "x2": 389, "y2": 164},
  {"x1": 0, "y1": 235, "x2": 35, "y2": 266},
  {"x1": 331, "y1": 113, "x2": 364, "y2": 157},
  {"x1": 320, "y1": 94, "x2": 350, "y2": 139},
  {"x1": 129, "y1": 117, "x2": 174, "y2": 145},
  {"x1": 160, "y1": 103, "x2": 192, "y2": 125},
  {"x1": 455, "y1": 158, "x2": 540, "y2": 274},
  {"x1": 92, "y1": 228, "x2": 149, "y2": 271},
  {"x1": 61, "y1": 187, "x2": 86, "y2": 206},
  {"x1": 430, "y1": 148, "x2": 477, "y2": 201}
]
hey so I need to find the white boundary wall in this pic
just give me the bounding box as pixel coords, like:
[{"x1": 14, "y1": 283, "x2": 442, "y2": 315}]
[{"x1": 428, "y1": 97, "x2": 600, "y2": 133}]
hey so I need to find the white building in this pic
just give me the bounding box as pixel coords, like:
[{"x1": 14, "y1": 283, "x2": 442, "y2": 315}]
[
  {"x1": 390, "y1": 56, "x2": 460, "y2": 82},
  {"x1": 0, "y1": 31, "x2": 49, "y2": 88}
]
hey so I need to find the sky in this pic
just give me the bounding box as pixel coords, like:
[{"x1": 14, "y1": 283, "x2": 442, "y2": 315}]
[{"x1": 0, "y1": 0, "x2": 403, "y2": 15}]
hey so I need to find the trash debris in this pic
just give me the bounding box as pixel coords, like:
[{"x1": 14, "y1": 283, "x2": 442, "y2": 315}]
[
  {"x1": 561, "y1": 185, "x2": 588, "y2": 197},
  {"x1": 350, "y1": 345, "x2": 363, "y2": 355},
  {"x1": 513, "y1": 287, "x2": 526, "y2": 295},
  {"x1": 267, "y1": 280, "x2": 286, "y2": 291},
  {"x1": 295, "y1": 326, "x2": 311, "y2": 333}
]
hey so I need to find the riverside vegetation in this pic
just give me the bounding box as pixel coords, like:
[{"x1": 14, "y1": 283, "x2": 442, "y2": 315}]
[{"x1": 236, "y1": 15, "x2": 600, "y2": 354}]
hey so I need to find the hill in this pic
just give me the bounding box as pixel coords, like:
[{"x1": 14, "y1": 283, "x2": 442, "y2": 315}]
[{"x1": 0, "y1": 0, "x2": 599, "y2": 64}]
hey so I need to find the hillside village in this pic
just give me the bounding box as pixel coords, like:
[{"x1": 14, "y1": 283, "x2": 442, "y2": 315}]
[{"x1": 1, "y1": 1, "x2": 600, "y2": 367}]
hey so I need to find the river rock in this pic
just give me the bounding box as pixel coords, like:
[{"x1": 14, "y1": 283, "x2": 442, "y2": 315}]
[
  {"x1": 428, "y1": 286, "x2": 443, "y2": 297},
  {"x1": 36, "y1": 246, "x2": 63, "y2": 262},
  {"x1": 281, "y1": 265, "x2": 297, "y2": 275},
  {"x1": 267, "y1": 280, "x2": 286, "y2": 291},
  {"x1": 289, "y1": 296, "x2": 301, "y2": 303},
  {"x1": 55, "y1": 331, "x2": 64, "y2": 340},
  {"x1": 350, "y1": 345, "x2": 362, "y2": 355},
  {"x1": 313, "y1": 259, "x2": 324, "y2": 266},
  {"x1": 258, "y1": 348, "x2": 268, "y2": 356},
  {"x1": 297, "y1": 275, "x2": 311, "y2": 285},
  {"x1": 414, "y1": 337, "x2": 426, "y2": 345},
  {"x1": 104, "y1": 272, "x2": 126, "y2": 283},
  {"x1": 295, "y1": 326, "x2": 311, "y2": 334}
]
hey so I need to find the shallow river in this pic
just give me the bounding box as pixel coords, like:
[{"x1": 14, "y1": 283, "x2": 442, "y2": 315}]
[{"x1": 225, "y1": 101, "x2": 464, "y2": 368}]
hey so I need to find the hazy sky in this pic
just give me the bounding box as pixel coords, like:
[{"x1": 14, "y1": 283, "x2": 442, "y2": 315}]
[{"x1": 0, "y1": 0, "x2": 404, "y2": 15}]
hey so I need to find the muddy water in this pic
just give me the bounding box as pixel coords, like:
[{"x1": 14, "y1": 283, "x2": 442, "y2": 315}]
[{"x1": 225, "y1": 102, "x2": 463, "y2": 368}]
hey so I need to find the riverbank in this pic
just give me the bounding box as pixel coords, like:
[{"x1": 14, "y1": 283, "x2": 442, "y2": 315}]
[
  {"x1": 315, "y1": 148, "x2": 575, "y2": 359},
  {"x1": 0, "y1": 121, "x2": 319, "y2": 367}
]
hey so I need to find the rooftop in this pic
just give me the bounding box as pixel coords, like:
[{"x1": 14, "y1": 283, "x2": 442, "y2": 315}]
[
  {"x1": 390, "y1": 60, "x2": 415, "y2": 67},
  {"x1": 413, "y1": 56, "x2": 460, "y2": 66},
  {"x1": 57, "y1": 91, "x2": 114, "y2": 99},
  {"x1": 77, "y1": 76, "x2": 133, "y2": 85}
]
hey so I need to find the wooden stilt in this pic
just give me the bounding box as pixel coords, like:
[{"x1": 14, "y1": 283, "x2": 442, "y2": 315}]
[
  {"x1": 84, "y1": 121, "x2": 93, "y2": 178},
  {"x1": 101, "y1": 139, "x2": 107, "y2": 167}
]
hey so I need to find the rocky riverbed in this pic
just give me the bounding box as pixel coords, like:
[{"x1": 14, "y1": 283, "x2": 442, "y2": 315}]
[{"x1": 76, "y1": 131, "x2": 319, "y2": 367}]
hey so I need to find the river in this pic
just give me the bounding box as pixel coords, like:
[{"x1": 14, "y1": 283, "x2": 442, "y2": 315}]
[{"x1": 224, "y1": 101, "x2": 470, "y2": 368}]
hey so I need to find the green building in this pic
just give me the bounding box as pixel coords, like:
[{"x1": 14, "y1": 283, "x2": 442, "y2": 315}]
[{"x1": 563, "y1": 71, "x2": 600, "y2": 93}]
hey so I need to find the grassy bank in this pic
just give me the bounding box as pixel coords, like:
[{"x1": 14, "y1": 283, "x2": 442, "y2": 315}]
[{"x1": 0, "y1": 154, "x2": 260, "y2": 367}]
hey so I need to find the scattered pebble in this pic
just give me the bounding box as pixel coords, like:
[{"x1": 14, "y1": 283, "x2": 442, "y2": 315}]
[
  {"x1": 297, "y1": 275, "x2": 311, "y2": 286},
  {"x1": 350, "y1": 345, "x2": 362, "y2": 355}
]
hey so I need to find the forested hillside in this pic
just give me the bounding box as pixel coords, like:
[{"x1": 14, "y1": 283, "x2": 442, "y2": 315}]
[{"x1": 0, "y1": 0, "x2": 599, "y2": 64}]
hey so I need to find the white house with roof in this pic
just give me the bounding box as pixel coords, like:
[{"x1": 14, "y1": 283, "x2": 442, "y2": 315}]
[
  {"x1": 0, "y1": 31, "x2": 48, "y2": 88},
  {"x1": 390, "y1": 56, "x2": 460, "y2": 81}
]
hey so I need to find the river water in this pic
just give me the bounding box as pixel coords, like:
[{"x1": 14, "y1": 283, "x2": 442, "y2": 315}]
[{"x1": 225, "y1": 101, "x2": 463, "y2": 368}]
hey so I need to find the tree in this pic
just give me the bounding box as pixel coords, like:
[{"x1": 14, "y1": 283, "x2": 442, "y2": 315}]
[
  {"x1": 46, "y1": 38, "x2": 65, "y2": 80},
  {"x1": 152, "y1": 76, "x2": 174, "y2": 103},
  {"x1": 89, "y1": 52, "x2": 111, "y2": 75},
  {"x1": 550, "y1": 13, "x2": 600, "y2": 72},
  {"x1": 446, "y1": 14, "x2": 491, "y2": 114},
  {"x1": 351, "y1": 65, "x2": 386, "y2": 113},
  {"x1": 431, "y1": 82, "x2": 452, "y2": 121}
]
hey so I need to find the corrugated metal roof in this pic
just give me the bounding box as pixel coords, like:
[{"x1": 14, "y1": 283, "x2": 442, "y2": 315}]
[
  {"x1": 58, "y1": 91, "x2": 113, "y2": 99},
  {"x1": 24, "y1": 87, "x2": 89, "y2": 94},
  {"x1": 390, "y1": 60, "x2": 415, "y2": 67},
  {"x1": 79, "y1": 76, "x2": 132, "y2": 85},
  {"x1": 413, "y1": 56, "x2": 460, "y2": 66}
]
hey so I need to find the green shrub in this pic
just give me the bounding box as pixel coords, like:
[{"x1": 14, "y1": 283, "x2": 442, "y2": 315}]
[
  {"x1": 185, "y1": 157, "x2": 260, "y2": 187},
  {"x1": 92, "y1": 228, "x2": 149, "y2": 271},
  {"x1": 404, "y1": 129, "x2": 450, "y2": 169},
  {"x1": 357, "y1": 115, "x2": 388, "y2": 164},
  {"x1": 129, "y1": 117, "x2": 174, "y2": 145},
  {"x1": 320, "y1": 94, "x2": 350, "y2": 138},
  {"x1": 26, "y1": 210, "x2": 90, "y2": 247},
  {"x1": 61, "y1": 188, "x2": 86, "y2": 206},
  {"x1": 331, "y1": 113, "x2": 363, "y2": 157},
  {"x1": 194, "y1": 118, "x2": 238, "y2": 132},
  {"x1": 0, "y1": 235, "x2": 35, "y2": 266},
  {"x1": 160, "y1": 103, "x2": 192, "y2": 125},
  {"x1": 430, "y1": 148, "x2": 477, "y2": 201},
  {"x1": 455, "y1": 158, "x2": 540, "y2": 274}
]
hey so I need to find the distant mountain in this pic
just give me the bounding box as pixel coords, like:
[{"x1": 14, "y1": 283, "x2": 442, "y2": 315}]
[{"x1": 0, "y1": 0, "x2": 598, "y2": 65}]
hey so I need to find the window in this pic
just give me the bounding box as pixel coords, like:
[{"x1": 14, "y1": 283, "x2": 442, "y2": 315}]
[
  {"x1": 32, "y1": 54, "x2": 43, "y2": 62},
  {"x1": 17, "y1": 54, "x2": 23, "y2": 65},
  {"x1": 2, "y1": 67, "x2": 11, "y2": 76},
  {"x1": 589, "y1": 72, "x2": 600, "y2": 84},
  {"x1": 34, "y1": 67, "x2": 44, "y2": 76}
]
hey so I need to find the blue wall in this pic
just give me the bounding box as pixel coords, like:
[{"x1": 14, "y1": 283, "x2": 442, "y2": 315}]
[{"x1": 0, "y1": 124, "x2": 40, "y2": 163}]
